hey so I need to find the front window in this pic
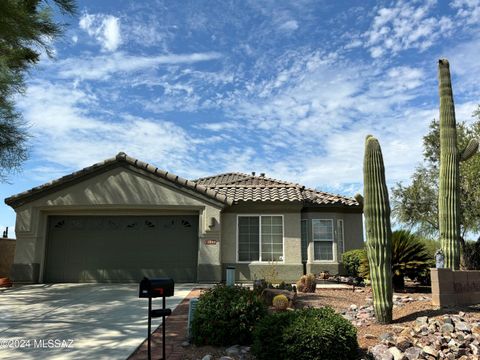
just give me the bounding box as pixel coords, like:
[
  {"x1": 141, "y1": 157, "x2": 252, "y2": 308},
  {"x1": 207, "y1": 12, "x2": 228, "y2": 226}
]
[
  {"x1": 238, "y1": 215, "x2": 283, "y2": 262},
  {"x1": 312, "y1": 219, "x2": 334, "y2": 261}
]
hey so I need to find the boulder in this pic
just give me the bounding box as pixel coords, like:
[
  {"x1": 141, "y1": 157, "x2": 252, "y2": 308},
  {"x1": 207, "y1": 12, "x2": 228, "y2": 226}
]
[{"x1": 261, "y1": 288, "x2": 296, "y2": 307}]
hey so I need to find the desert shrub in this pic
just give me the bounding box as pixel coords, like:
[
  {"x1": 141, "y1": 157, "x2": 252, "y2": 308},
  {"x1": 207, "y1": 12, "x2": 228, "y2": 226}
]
[
  {"x1": 191, "y1": 284, "x2": 267, "y2": 346},
  {"x1": 252, "y1": 307, "x2": 358, "y2": 360},
  {"x1": 342, "y1": 249, "x2": 367, "y2": 277},
  {"x1": 296, "y1": 273, "x2": 316, "y2": 293},
  {"x1": 275, "y1": 281, "x2": 294, "y2": 291},
  {"x1": 359, "y1": 230, "x2": 433, "y2": 290},
  {"x1": 272, "y1": 294, "x2": 289, "y2": 310}
]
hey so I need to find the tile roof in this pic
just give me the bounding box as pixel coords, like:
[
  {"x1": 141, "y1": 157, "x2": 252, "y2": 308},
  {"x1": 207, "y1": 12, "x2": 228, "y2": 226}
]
[
  {"x1": 194, "y1": 172, "x2": 251, "y2": 186},
  {"x1": 5, "y1": 154, "x2": 360, "y2": 209},
  {"x1": 5, "y1": 153, "x2": 233, "y2": 207},
  {"x1": 194, "y1": 173, "x2": 360, "y2": 207}
]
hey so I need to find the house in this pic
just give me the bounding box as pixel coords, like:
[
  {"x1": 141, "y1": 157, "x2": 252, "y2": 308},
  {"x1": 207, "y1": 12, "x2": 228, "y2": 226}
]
[{"x1": 4, "y1": 152, "x2": 363, "y2": 283}]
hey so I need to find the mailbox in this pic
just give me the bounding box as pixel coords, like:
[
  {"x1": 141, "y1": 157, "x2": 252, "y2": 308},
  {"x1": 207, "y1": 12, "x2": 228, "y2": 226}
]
[
  {"x1": 139, "y1": 277, "x2": 174, "y2": 298},
  {"x1": 138, "y1": 277, "x2": 174, "y2": 360}
]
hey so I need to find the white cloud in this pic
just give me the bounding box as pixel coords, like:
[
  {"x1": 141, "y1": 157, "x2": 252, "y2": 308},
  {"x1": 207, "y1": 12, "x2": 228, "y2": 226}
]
[
  {"x1": 279, "y1": 20, "x2": 299, "y2": 31},
  {"x1": 79, "y1": 12, "x2": 122, "y2": 52},
  {"x1": 451, "y1": 0, "x2": 480, "y2": 24},
  {"x1": 364, "y1": 1, "x2": 453, "y2": 57},
  {"x1": 56, "y1": 51, "x2": 222, "y2": 80},
  {"x1": 197, "y1": 121, "x2": 240, "y2": 132},
  {"x1": 18, "y1": 81, "x2": 195, "y2": 174}
]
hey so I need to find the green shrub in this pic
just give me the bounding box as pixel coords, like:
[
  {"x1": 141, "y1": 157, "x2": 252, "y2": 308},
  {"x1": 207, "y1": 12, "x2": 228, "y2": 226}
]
[
  {"x1": 359, "y1": 230, "x2": 433, "y2": 290},
  {"x1": 342, "y1": 249, "x2": 367, "y2": 277},
  {"x1": 463, "y1": 240, "x2": 480, "y2": 269},
  {"x1": 296, "y1": 273, "x2": 316, "y2": 293},
  {"x1": 252, "y1": 307, "x2": 358, "y2": 360},
  {"x1": 191, "y1": 284, "x2": 267, "y2": 346}
]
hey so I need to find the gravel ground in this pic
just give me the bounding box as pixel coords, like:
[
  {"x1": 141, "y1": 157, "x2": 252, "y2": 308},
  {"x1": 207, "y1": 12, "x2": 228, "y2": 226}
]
[{"x1": 176, "y1": 287, "x2": 480, "y2": 359}]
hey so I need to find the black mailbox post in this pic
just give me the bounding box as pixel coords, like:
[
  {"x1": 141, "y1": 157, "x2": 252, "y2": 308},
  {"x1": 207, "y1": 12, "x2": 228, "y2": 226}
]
[{"x1": 139, "y1": 277, "x2": 174, "y2": 360}]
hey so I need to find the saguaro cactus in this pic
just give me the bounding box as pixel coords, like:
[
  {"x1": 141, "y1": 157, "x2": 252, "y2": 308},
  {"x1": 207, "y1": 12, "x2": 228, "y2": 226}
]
[
  {"x1": 362, "y1": 135, "x2": 393, "y2": 324},
  {"x1": 438, "y1": 59, "x2": 479, "y2": 270}
]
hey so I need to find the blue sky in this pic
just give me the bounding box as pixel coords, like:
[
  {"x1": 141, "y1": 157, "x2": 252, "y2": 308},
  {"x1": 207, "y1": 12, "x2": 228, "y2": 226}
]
[{"x1": 2, "y1": 0, "x2": 480, "y2": 237}]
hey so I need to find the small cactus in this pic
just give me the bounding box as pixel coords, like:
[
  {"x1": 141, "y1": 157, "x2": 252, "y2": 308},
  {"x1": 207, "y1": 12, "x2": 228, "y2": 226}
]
[
  {"x1": 438, "y1": 59, "x2": 479, "y2": 269},
  {"x1": 363, "y1": 135, "x2": 393, "y2": 324},
  {"x1": 296, "y1": 273, "x2": 316, "y2": 293},
  {"x1": 272, "y1": 294, "x2": 289, "y2": 311}
]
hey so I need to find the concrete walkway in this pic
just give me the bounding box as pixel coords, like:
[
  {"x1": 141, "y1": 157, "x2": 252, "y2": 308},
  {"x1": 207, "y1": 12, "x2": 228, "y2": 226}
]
[{"x1": 0, "y1": 283, "x2": 192, "y2": 360}]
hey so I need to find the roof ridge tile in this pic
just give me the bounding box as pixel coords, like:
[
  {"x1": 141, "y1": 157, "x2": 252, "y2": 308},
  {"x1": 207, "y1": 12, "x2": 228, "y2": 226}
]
[{"x1": 5, "y1": 153, "x2": 233, "y2": 207}]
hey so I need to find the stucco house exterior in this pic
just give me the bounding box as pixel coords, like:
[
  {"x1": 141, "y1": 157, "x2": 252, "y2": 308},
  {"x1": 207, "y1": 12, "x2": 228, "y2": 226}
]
[{"x1": 5, "y1": 152, "x2": 363, "y2": 284}]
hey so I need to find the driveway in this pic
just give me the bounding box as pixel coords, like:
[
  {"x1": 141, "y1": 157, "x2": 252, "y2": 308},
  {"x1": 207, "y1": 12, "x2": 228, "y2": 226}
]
[{"x1": 0, "y1": 283, "x2": 193, "y2": 360}]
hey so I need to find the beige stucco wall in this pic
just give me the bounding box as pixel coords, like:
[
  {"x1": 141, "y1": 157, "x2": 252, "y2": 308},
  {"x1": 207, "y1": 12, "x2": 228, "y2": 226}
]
[{"x1": 11, "y1": 165, "x2": 224, "y2": 282}]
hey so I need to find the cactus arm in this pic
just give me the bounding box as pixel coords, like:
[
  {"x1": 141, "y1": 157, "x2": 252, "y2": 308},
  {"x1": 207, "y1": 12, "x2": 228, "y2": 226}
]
[
  {"x1": 363, "y1": 135, "x2": 393, "y2": 324},
  {"x1": 460, "y1": 138, "x2": 479, "y2": 162},
  {"x1": 438, "y1": 59, "x2": 461, "y2": 270},
  {"x1": 354, "y1": 193, "x2": 364, "y2": 206}
]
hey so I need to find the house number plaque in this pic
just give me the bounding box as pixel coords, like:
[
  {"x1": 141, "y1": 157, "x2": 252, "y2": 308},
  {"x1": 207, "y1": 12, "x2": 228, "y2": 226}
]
[{"x1": 204, "y1": 240, "x2": 217, "y2": 245}]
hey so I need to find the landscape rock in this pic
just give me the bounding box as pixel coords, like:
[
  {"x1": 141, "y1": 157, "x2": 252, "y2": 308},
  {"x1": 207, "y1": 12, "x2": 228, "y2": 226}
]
[
  {"x1": 368, "y1": 312, "x2": 480, "y2": 360},
  {"x1": 202, "y1": 355, "x2": 213, "y2": 360},
  {"x1": 388, "y1": 346, "x2": 405, "y2": 360},
  {"x1": 261, "y1": 288, "x2": 296, "y2": 307},
  {"x1": 395, "y1": 336, "x2": 412, "y2": 352},
  {"x1": 422, "y1": 345, "x2": 438, "y2": 357},
  {"x1": 404, "y1": 346, "x2": 421, "y2": 360},
  {"x1": 455, "y1": 321, "x2": 472, "y2": 332},
  {"x1": 370, "y1": 344, "x2": 393, "y2": 360},
  {"x1": 441, "y1": 323, "x2": 455, "y2": 334},
  {"x1": 225, "y1": 345, "x2": 240, "y2": 357}
]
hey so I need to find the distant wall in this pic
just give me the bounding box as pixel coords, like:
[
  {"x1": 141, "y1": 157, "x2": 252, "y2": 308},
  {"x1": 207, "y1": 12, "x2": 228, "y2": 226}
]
[
  {"x1": 0, "y1": 238, "x2": 16, "y2": 277},
  {"x1": 431, "y1": 268, "x2": 480, "y2": 307}
]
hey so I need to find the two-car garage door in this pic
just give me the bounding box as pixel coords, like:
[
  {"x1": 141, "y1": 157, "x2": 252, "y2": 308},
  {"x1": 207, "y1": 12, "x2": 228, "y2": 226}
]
[{"x1": 44, "y1": 215, "x2": 199, "y2": 283}]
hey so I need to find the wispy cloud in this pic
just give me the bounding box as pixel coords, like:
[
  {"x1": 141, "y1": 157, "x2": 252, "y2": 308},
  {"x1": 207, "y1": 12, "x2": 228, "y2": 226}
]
[
  {"x1": 451, "y1": 0, "x2": 480, "y2": 25},
  {"x1": 364, "y1": 1, "x2": 453, "y2": 58},
  {"x1": 18, "y1": 81, "x2": 195, "y2": 173},
  {"x1": 279, "y1": 20, "x2": 299, "y2": 31},
  {"x1": 79, "y1": 12, "x2": 122, "y2": 52},
  {"x1": 56, "y1": 52, "x2": 223, "y2": 80}
]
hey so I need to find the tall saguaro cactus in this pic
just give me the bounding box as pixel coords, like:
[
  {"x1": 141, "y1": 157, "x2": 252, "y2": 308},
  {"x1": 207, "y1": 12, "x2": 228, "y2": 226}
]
[
  {"x1": 438, "y1": 59, "x2": 479, "y2": 270},
  {"x1": 363, "y1": 135, "x2": 393, "y2": 324}
]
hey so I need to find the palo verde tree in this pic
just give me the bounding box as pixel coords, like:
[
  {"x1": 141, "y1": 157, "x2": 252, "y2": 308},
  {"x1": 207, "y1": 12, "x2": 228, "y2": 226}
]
[{"x1": 0, "y1": 0, "x2": 76, "y2": 181}]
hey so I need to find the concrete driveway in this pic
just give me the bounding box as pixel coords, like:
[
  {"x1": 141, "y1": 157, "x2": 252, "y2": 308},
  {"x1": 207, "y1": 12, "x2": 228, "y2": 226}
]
[{"x1": 0, "y1": 283, "x2": 193, "y2": 360}]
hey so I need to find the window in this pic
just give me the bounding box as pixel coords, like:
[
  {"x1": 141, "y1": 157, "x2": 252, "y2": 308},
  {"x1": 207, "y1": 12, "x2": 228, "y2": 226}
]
[
  {"x1": 337, "y1": 219, "x2": 344, "y2": 256},
  {"x1": 312, "y1": 219, "x2": 334, "y2": 261},
  {"x1": 301, "y1": 220, "x2": 308, "y2": 262},
  {"x1": 238, "y1": 215, "x2": 283, "y2": 262}
]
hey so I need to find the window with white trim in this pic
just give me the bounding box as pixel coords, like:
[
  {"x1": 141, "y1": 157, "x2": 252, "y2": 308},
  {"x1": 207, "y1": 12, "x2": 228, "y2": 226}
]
[
  {"x1": 312, "y1": 219, "x2": 334, "y2": 261},
  {"x1": 238, "y1": 215, "x2": 283, "y2": 262}
]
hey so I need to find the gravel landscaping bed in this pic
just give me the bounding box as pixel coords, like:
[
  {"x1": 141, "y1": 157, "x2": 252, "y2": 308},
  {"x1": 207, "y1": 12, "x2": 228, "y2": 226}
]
[{"x1": 175, "y1": 287, "x2": 480, "y2": 359}]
